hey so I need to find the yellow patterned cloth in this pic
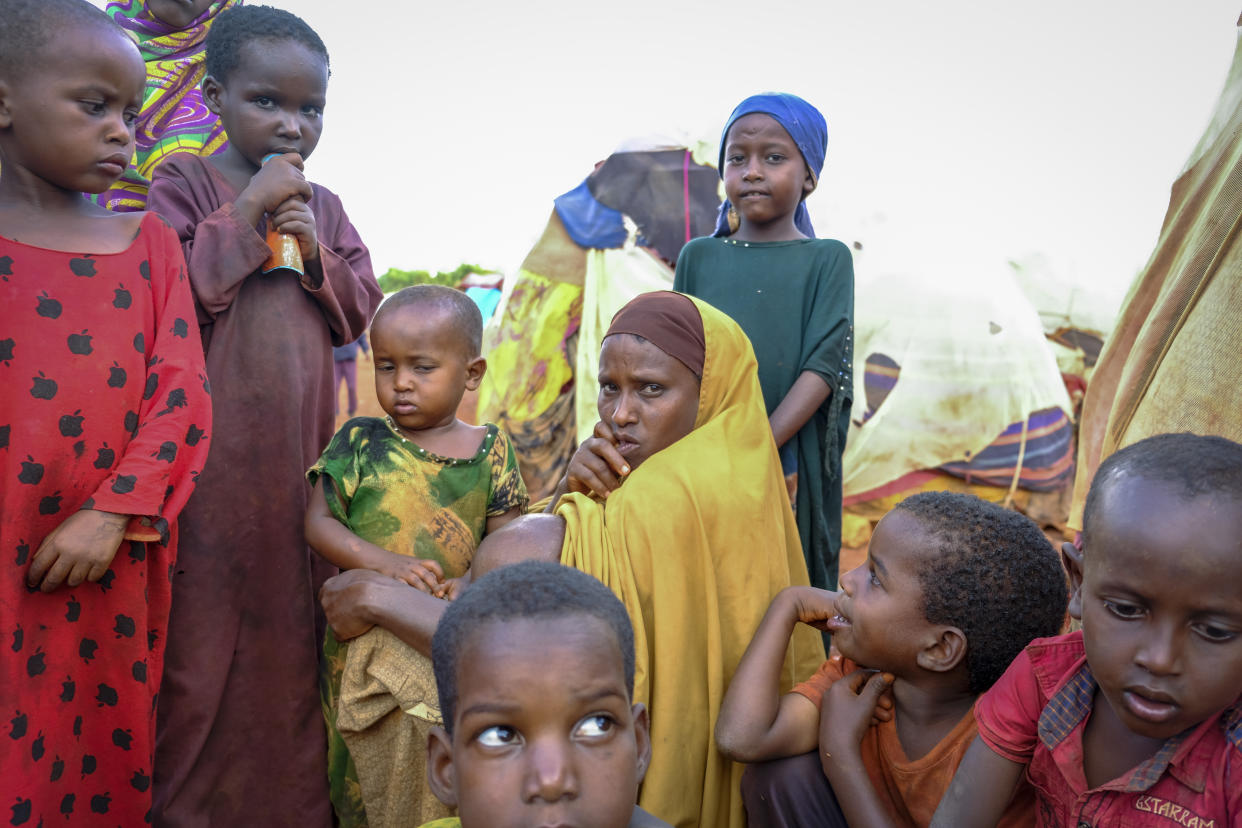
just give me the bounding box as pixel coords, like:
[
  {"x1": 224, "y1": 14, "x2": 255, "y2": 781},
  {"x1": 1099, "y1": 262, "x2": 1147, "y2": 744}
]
[
  {"x1": 478, "y1": 267, "x2": 584, "y2": 500},
  {"x1": 557, "y1": 296, "x2": 825, "y2": 828}
]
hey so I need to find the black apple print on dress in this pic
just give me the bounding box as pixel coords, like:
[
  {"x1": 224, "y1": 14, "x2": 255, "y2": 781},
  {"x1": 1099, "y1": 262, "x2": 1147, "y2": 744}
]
[
  {"x1": 17, "y1": 457, "x2": 43, "y2": 485},
  {"x1": 113, "y1": 615, "x2": 135, "y2": 639},
  {"x1": 79, "y1": 639, "x2": 98, "y2": 663},
  {"x1": 66, "y1": 330, "x2": 92, "y2": 355},
  {"x1": 143, "y1": 373, "x2": 159, "y2": 401},
  {"x1": 31, "y1": 731, "x2": 44, "y2": 761},
  {"x1": 94, "y1": 445, "x2": 115, "y2": 470},
  {"x1": 14, "y1": 541, "x2": 29, "y2": 566},
  {"x1": 154, "y1": 442, "x2": 177, "y2": 463},
  {"x1": 38, "y1": 493, "x2": 62, "y2": 515},
  {"x1": 50, "y1": 755, "x2": 64, "y2": 782},
  {"x1": 29, "y1": 373, "x2": 57, "y2": 400},
  {"x1": 9, "y1": 797, "x2": 32, "y2": 825},
  {"x1": 171, "y1": 318, "x2": 188, "y2": 338},
  {"x1": 60, "y1": 676, "x2": 75, "y2": 702},
  {"x1": 25, "y1": 647, "x2": 45, "y2": 677},
  {"x1": 58, "y1": 410, "x2": 84, "y2": 437},
  {"x1": 9, "y1": 710, "x2": 27, "y2": 740},
  {"x1": 108, "y1": 362, "x2": 126, "y2": 388},
  {"x1": 69, "y1": 257, "x2": 96, "y2": 277},
  {"x1": 155, "y1": 388, "x2": 187, "y2": 417},
  {"x1": 0, "y1": 424, "x2": 9, "y2": 449},
  {"x1": 90, "y1": 793, "x2": 111, "y2": 815},
  {"x1": 95, "y1": 684, "x2": 118, "y2": 707},
  {"x1": 113, "y1": 283, "x2": 132, "y2": 309},
  {"x1": 65, "y1": 596, "x2": 81, "y2": 622},
  {"x1": 9, "y1": 626, "x2": 21, "y2": 653},
  {"x1": 186, "y1": 424, "x2": 205, "y2": 446},
  {"x1": 132, "y1": 332, "x2": 144, "y2": 354},
  {"x1": 132, "y1": 660, "x2": 146, "y2": 682},
  {"x1": 35, "y1": 292, "x2": 61, "y2": 318},
  {"x1": 130, "y1": 770, "x2": 150, "y2": 791},
  {"x1": 112, "y1": 729, "x2": 133, "y2": 751},
  {"x1": 0, "y1": 337, "x2": 13, "y2": 365}
]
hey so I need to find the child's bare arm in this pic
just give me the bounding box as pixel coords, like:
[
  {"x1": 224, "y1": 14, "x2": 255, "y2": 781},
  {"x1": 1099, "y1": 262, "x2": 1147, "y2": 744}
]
[
  {"x1": 769, "y1": 371, "x2": 831, "y2": 448},
  {"x1": 931, "y1": 736, "x2": 1026, "y2": 827},
  {"x1": 304, "y1": 479, "x2": 443, "y2": 592},
  {"x1": 716, "y1": 586, "x2": 836, "y2": 761}
]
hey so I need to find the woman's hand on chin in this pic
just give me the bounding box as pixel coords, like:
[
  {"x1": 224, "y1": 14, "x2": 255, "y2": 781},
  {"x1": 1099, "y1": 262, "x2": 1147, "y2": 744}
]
[{"x1": 566, "y1": 421, "x2": 632, "y2": 499}]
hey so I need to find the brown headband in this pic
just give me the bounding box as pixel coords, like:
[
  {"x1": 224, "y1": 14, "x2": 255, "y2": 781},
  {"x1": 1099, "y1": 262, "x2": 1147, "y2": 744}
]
[{"x1": 605, "y1": 291, "x2": 705, "y2": 377}]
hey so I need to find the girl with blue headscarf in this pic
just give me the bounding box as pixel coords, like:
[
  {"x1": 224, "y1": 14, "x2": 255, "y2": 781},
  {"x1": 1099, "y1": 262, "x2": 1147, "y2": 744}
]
[{"x1": 673, "y1": 92, "x2": 854, "y2": 594}]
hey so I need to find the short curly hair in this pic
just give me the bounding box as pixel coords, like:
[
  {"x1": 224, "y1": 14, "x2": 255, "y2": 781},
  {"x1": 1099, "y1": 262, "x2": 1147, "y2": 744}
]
[
  {"x1": 204, "y1": 5, "x2": 329, "y2": 83},
  {"x1": 372, "y1": 285, "x2": 483, "y2": 359},
  {"x1": 893, "y1": 491, "x2": 1067, "y2": 694},
  {"x1": 0, "y1": 0, "x2": 121, "y2": 79},
  {"x1": 1083, "y1": 432, "x2": 1242, "y2": 545},
  {"x1": 432, "y1": 561, "x2": 635, "y2": 735}
]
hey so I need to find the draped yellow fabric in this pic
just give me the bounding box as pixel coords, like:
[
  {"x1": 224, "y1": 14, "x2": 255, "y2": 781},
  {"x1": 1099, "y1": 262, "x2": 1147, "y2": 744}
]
[{"x1": 558, "y1": 296, "x2": 825, "y2": 828}]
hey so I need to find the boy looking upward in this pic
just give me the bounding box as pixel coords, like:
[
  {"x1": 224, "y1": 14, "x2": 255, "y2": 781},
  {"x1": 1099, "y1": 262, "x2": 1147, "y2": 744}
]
[
  {"x1": 423, "y1": 561, "x2": 670, "y2": 828},
  {"x1": 935, "y1": 433, "x2": 1242, "y2": 827}
]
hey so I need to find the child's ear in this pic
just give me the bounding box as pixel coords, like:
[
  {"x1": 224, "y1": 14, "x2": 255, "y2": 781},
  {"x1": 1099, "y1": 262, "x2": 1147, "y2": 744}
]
[
  {"x1": 801, "y1": 165, "x2": 817, "y2": 200},
  {"x1": 915, "y1": 625, "x2": 967, "y2": 674},
  {"x1": 631, "y1": 702, "x2": 652, "y2": 785},
  {"x1": 425, "y1": 725, "x2": 459, "y2": 809},
  {"x1": 465, "y1": 356, "x2": 486, "y2": 391},
  {"x1": 1062, "y1": 542, "x2": 1085, "y2": 620},
  {"x1": 201, "y1": 75, "x2": 224, "y2": 116}
]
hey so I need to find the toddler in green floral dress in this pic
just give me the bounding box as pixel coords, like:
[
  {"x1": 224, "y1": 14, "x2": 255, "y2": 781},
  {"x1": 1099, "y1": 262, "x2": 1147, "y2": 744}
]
[{"x1": 306, "y1": 284, "x2": 528, "y2": 826}]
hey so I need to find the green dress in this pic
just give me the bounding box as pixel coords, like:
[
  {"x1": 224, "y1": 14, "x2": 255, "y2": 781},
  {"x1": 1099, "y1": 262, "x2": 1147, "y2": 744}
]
[
  {"x1": 307, "y1": 417, "x2": 528, "y2": 827},
  {"x1": 674, "y1": 236, "x2": 854, "y2": 591}
]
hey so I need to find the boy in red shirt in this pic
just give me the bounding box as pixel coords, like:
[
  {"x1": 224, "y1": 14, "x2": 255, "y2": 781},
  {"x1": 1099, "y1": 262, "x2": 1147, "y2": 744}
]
[{"x1": 935, "y1": 433, "x2": 1242, "y2": 827}]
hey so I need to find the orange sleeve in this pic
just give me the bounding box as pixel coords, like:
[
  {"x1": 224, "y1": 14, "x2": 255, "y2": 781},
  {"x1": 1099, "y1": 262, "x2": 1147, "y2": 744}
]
[{"x1": 789, "y1": 653, "x2": 855, "y2": 708}]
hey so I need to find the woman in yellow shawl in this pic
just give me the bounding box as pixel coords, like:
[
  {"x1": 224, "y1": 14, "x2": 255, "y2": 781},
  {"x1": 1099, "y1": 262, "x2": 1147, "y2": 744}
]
[{"x1": 321, "y1": 292, "x2": 824, "y2": 828}]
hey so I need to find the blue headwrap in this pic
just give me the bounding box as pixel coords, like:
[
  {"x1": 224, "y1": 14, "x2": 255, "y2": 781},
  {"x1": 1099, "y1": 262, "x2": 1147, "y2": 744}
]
[{"x1": 712, "y1": 92, "x2": 828, "y2": 238}]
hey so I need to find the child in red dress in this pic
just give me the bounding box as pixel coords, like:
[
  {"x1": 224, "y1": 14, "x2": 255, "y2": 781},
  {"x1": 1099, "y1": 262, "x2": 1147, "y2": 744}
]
[{"x1": 0, "y1": 1, "x2": 210, "y2": 823}]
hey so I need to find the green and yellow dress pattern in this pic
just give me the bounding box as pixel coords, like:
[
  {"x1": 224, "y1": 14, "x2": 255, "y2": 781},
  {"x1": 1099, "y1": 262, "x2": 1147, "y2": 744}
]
[{"x1": 307, "y1": 417, "x2": 528, "y2": 827}]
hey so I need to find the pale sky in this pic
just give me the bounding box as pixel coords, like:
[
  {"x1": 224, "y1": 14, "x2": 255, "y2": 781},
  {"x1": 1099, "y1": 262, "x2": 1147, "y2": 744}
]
[{"x1": 113, "y1": 1, "x2": 1242, "y2": 308}]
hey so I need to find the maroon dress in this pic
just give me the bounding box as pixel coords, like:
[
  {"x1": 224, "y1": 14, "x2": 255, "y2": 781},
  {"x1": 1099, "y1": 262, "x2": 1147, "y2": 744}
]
[
  {"x1": 147, "y1": 154, "x2": 381, "y2": 828},
  {"x1": 0, "y1": 212, "x2": 211, "y2": 825}
]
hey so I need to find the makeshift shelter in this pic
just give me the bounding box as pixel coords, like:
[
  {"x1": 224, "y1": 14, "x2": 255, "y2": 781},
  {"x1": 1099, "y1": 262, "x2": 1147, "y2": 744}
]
[
  {"x1": 1070, "y1": 15, "x2": 1242, "y2": 530},
  {"x1": 478, "y1": 140, "x2": 721, "y2": 499},
  {"x1": 841, "y1": 263, "x2": 1076, "y2": 543}
]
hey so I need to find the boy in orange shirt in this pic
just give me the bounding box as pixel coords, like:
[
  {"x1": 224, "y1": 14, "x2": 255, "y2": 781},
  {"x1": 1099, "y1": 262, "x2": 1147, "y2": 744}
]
[{"x1": 717, "y1": 491, "x2": 1067, "y2": 826}]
